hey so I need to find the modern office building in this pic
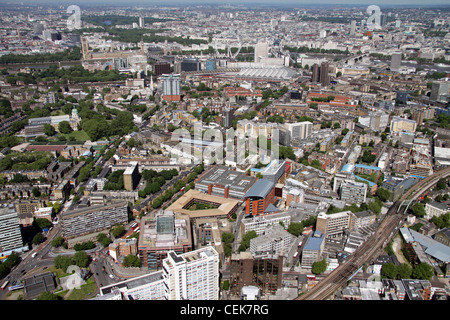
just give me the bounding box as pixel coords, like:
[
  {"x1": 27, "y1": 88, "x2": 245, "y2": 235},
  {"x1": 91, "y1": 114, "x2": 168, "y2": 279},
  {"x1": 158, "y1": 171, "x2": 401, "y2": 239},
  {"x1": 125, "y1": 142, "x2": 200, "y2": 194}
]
[
  {"x1": 390, "y1": 52, "x2": 402, "y2": 72},
  {"x1": 154, "y1": 62, "x2": 171, "y2": 76},
  {"x1": 316, "y1": 211, "x2": 353, "y2": 239},
  {"x1": 301, "y1": 230, "x2": 325, "y2": 268},
  {"x1": 206, "y1": 59, "x2": 216, "y2": 71},
  {"x1": 165, "y1": 189, "x2": 240, "y2": 220},
  {"x1": 229, "y1": 251, "x2": 283, "y2": 295},
  {"x1": 138, "y1": 210, "x2": 192, "y2": 270},
  {"x1": 396, "y1": 91, "x2": 409, "y2": 104},
  {"x1": 254, "y1": 41, "x2": 269, "y2": 62},
  {"x1": 350, "y1": 20, "x2": 356, "y2": 36},
  {"x1": 0, "y1": 205, "x2": 26, "y2": 255},
  {"x1": 339, "y1": 180, "x2": 367, "y2": 205},
  {"x1": 250, "y1": 160, "x2": 288, "y2": 184},
  {"x1": 123, "y1": 161, "x2": 140, "y2": 191},
  {"x1": 195, "y1": 165, "x2": 256, "y2": 200},
  {"x1": 161, "y1": 74, "x2": 181, "y2": 102},
  {"x1": 430, "y1": 81, "x2": 450, "y2": 102},
  {"x1": 162, "y1": 247, "x2": 220, "y2": 300},
  {"x1": 243, "y1": 179, "x2": 276, "y2": 216},
  {"x1": 180, "y1": 58, "x2": 201, "y2": 72},
  {"x1": 285, "y1": 121, "x2": 313, "y2": 140},
  {"x1": 61, "y1": 201, "x2": 129, "y2": 247}
]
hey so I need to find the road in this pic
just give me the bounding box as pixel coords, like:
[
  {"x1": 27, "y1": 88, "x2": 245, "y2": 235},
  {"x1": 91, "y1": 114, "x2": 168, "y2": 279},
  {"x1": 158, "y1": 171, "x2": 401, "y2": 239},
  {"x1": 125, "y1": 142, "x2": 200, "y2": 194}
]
[{"x1": 297, "y1": 166, "x2": 450, "y2": 300}]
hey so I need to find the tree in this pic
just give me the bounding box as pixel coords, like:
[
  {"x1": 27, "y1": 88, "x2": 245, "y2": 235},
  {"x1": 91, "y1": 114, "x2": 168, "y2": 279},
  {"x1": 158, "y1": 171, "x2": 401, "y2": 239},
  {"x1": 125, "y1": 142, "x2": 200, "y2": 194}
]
[
  {"x1": 43, "y1": 124, "x2": 56, "y2": 136},
  {"x1": 239, "y1": 231, "x2": 258, "y2": 252},
  {"x1": 54, "y1": 255, "x2": 73, "y2": 273},
  {"x1": 32, "y1": 187, "x2": 41, "y2": 198},
  {"x1": 381, "y1": 262, "x2": 398, "y2": 279},
  {"x1": 412, "y1": 263, "x2": 434, "y2": 280},
  {"x1": 97, "y1": 233, "x2": 112, "y2": 247},
  {"x1": 430, "y1": 212, "x2": 450, "y2": 229},
  {"x1": 287, "y1": 222, "x2": 303, "y2": 236},
  {"x1": 152, "y1": 197, "x2": 163, "y2": 209},
  {"x1": 52, "y1": 201, "x2": 61, "y2": 214},
  {"x1": 368, "y1": 200, "x2": 382, "y2": 214},
  {"x1": 34, "y1": 218, "x2": 52, "y2": 230},
  {"x1": 311, "y1": 259, "x2": 327, "y2": 275},
  {"x1": 122, "y1": 255, "x2": 141, "y2": 267},
  {"x1": 32, "y1": 232, "x2": 44, "y2": 245},
  {"x1": 397, "y1": 263, "x2": 412, "y2": 279},
  {"x1": 127, "y1": 137, "x2": 136, "y2": 148},
  {"x1": 221, "y1": 232, "x2": 235, "y2": 245},
  {"x1": 111, "y1": 224, "x2": 125, "y2": 238},
  {"x1": 436, "y1": 178, "x2": 447, "y2": 191},
  {"x1": 58, "y1": 120, "x2": 73, "y2": 134},
  {"x1": 73, "y1": 251, "x2": 89, "y2": 268},
  {"x1": 410, "y1": 203, "x2": 426, "y2": 217},
  {"x1": 376, "y1": 188, "x2": 391, "y2": 202},
  {"x1": 51, "y1": 236, "x2": 64, "y2": 248}
]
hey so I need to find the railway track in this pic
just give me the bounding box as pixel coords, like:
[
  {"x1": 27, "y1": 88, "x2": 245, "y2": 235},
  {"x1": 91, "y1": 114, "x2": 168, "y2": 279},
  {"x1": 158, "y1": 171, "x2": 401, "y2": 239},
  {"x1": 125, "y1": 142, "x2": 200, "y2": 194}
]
[{"x1": 297, "y1": 167, "x2": 450, "y2": 300}]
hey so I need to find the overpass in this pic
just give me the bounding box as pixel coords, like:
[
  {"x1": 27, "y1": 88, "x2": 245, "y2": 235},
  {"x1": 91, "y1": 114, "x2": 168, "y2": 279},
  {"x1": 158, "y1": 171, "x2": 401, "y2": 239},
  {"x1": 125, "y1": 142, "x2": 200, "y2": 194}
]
[
  {"x1": 297, "y1": 166, "x2": 450, "y2": 300},
  {"x1": 336, "y1": 53, "x2": 370, "y2": 66}
]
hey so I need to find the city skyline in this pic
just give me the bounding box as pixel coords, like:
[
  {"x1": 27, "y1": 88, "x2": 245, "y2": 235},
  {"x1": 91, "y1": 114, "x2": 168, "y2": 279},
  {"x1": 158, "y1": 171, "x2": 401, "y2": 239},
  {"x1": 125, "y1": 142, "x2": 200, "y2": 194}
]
[{"x1": 5, "y1": 0, "x2": 450, "y2": 7}]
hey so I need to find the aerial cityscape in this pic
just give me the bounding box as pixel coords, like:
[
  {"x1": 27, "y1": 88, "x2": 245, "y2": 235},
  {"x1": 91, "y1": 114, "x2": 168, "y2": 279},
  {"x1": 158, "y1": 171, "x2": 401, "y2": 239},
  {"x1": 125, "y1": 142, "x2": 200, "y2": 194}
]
[{"x1": 0, "y1": 0, "x2": 449, "y2": 306}]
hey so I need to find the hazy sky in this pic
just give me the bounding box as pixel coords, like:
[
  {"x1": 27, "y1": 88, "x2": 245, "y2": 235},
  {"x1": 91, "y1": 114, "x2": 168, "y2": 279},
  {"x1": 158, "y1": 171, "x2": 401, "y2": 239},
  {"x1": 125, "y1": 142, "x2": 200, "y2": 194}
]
[{"x1": 9, "y1": 0, "x2": 450, "y2": 6}]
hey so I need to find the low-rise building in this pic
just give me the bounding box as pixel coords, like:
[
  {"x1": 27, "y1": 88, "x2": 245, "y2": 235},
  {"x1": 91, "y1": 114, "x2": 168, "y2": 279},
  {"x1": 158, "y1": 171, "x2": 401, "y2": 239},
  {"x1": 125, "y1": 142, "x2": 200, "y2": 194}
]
[{"x1": 425, "y1": 201, "x2": 449, "y2": 220}]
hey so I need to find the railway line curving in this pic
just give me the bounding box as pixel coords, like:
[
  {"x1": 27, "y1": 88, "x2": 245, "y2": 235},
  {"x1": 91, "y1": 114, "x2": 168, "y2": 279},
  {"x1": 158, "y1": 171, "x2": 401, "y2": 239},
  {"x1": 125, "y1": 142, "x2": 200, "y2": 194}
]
[{"x1": 297, "y1": 167, "x2": 450, "y2": 300}]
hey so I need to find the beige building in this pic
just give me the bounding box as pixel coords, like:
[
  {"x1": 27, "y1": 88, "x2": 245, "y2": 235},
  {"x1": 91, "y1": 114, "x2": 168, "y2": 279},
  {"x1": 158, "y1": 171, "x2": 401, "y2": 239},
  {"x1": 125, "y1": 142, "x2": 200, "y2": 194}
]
[
  {"x1": 390, "y1": 116, "x2": 417, "y2": 133},
  {"x1": 316, "y1": 211, "x2": 353, "y2": 239},
  {"x1": 109, "y1": 238, "x2": 138, "y2": 265},
  {"x1": 123, "y1": 162, "x2": 140, "y2": 191}
]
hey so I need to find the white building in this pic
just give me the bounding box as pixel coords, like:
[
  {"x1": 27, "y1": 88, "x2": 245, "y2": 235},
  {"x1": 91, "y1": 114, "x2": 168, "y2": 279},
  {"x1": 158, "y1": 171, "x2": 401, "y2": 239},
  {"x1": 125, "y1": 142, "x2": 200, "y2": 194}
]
[
  {"x1": 284, "y1": 121, "x2": 313, "y2": 140},
  {"x1": 425, "y1": 201, "x2": 449, "y2": 220},
  {"x1": 162, "y1": 247, "x2": 219, "y2": 300},
  {"x1": 0, "y1": 205, "x2": 27, "y2": 255},
  {"x1": 254, "y1": 41, "x2": 269, "y2": 62},
  {"x1": 249, "y1": 224, "x2": 294, "y2": 256},
  {"x1": 96, "y1": 271, "x2": 166, "y2": 300},
  {"x1": 241, "y1": 212, "x2": 291, "y2": 236},
  {"x1": 340, "y1": 180, "x2": 367, "y2": 205}
]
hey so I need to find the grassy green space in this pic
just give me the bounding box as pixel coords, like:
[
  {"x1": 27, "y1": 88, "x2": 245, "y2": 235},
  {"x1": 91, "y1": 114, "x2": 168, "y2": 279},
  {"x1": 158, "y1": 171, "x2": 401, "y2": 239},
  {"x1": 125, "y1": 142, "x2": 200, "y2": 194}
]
[
  {"x1": 62, "y1": 130, "x2": 90, "y2": 142},
  {"x1": 65, "y1": 277, "x2": 97, "y2": 300}
]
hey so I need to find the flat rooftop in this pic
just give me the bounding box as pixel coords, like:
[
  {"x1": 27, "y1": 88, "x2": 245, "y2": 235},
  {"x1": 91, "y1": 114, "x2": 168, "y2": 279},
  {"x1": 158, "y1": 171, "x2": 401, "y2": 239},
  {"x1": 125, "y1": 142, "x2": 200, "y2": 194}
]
[
  {"x1": 166, "y1": 189, "x2": 240, "y2": 219},
  {"x1": 195, "y1": 165, "x2": 256, "y2": 197}
]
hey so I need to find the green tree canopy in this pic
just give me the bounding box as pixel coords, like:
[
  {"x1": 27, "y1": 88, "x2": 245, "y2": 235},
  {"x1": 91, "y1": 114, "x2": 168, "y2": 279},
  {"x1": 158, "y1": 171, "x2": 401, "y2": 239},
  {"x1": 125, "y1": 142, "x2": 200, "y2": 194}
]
[
  {"x1": 412, "y1": 262, "x2": 434, "y2": 280},
  {"x1": 287, "y1": 222, "x2": 304, "y2": 237},
  {"x1": 376, "y1": 188, "x2": 391, "y2": 202},
  {"x1": 410, "y1": 203, "x2": 426, "y2": 217},
  {"x1": 122, "y1": 255, "x2": 141, "y2": 268},
  {"x1": 58, "y1": 121, "x2": 73, "y2": 134},
  {"x1": 43, "y1": 123, "x2": 56, "y2": 136},
  {"x1": 311, "y1": 259, "x2": 327, "y2": 275}
]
